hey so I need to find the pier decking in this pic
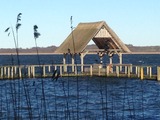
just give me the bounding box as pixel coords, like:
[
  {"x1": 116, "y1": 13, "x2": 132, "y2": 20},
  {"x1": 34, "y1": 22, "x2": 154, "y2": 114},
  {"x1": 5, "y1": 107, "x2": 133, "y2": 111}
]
[{"x1": 0, "y1": 64, "x2": 160, "y2": 81}]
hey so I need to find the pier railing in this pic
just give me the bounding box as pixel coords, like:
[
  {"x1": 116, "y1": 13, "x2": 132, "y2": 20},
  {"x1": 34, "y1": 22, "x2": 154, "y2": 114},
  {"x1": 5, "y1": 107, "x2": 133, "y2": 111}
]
[{"x1": 0, "y1": 64, "x2": 159, "y2": 80}]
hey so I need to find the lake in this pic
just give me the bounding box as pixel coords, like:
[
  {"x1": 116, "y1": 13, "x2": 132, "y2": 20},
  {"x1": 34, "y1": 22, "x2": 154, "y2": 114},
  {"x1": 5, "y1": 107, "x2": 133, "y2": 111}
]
[{"x1": 0, "y1": 54, "x2": 160, "y2": 119}]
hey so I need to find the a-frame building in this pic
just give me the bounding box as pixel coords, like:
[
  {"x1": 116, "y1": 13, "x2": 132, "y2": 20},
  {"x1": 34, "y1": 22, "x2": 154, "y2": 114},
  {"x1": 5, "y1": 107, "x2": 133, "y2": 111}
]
[{"x1": 55, "y1": 21, "x2": 130, "y2": 72}]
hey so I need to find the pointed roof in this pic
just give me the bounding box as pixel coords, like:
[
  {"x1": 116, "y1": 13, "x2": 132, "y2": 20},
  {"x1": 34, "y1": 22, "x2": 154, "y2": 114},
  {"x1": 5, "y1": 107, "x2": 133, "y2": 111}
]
[{"x1": 55, "y1": 21, "x2": 130, "y2": 54}]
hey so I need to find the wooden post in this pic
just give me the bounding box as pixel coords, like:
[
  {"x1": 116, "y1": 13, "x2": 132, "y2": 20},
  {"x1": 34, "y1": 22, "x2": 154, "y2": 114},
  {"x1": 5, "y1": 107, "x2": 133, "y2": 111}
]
[
  {"x1": 157, "y1": 67, "x2": 160, "y2": 81},
  {"x1": 43, "y1": 65, "x2": 46, "y2": 77},
  {"x1": 125, "y1": 66, "x2": 127, "y2": 74},
  {"x1": 130, "y1": 65, "x2": 133, "y2": 73},
  {"x1": 90, "y1": 65, "x2": 93, "y2": 76},
  {"x1": 63, "y1": 53, "x2": 67, "y2": 72},
  {"x1": 140, "y1": 67, "x2": 144, "y2": 80},
  {"x1": 28, "y1": 66, "x2": 30, "y2": 78},
  {"x1": 72, "y1": 54, "x2": 75, "y2": 72},
  {"x1": 60, "y1": 66, "x2": 62, "y2": 76},
  {"x1": 19, "y1": 67, "x2": 22, "y2": 78},
  {"x1": 147, "y1": 67, "x2": 149, "y2": 76},
  {"x1": 8, "y1": 67, "x2": 10, "y2": 79},
  {"x1": 116, "y1": 66, "x2": 119, "y2": 77},
  {"x1": 14, "y1": 66, "x2": 17, "y2": 76},
  {"x1": 32, "y1": 66, "x2": 35, "y2": 78},
  {"x1": 119, "y1": 53, "x2": 122, "y2": 71},
  {"x1": 128, "y1": 65, "x2": 131, "y2": 78},
  {"x1": 4, "y1": 67, "x2": 6, "y2": 77},
  {"x1": 149, "y1": 67, "x2": 152, "y2": 78},
  {"x1": 1, "y1": 67, "x2": 3, "y2": 78},
  {"x1": 55, "y1": 65, "x2": 57, "y2": 70},
  {"x1": 146, "y1": 66, "x2": 152, "y2": 78},
  {"x1": 137, "y1": 67, "x2": 140, "y2": 78},
  {"x1": 11, "y1": 67, "x2": 14, "y2": 79},
  {"x1": 80, "y1": 53, "x2": 84, "y2": 73},
  {"x1": 135, "y1": 66, "x2": 138, "y2": 75},
  {"x1": 109, "y1": 56, "x2": 113, "y2": 64},
  {"x1": 48, "y1": 65, "x2": 51, "y2": 72},
  {"x1": 106, "y1": 65, "x2": 109, "y2": 76}
]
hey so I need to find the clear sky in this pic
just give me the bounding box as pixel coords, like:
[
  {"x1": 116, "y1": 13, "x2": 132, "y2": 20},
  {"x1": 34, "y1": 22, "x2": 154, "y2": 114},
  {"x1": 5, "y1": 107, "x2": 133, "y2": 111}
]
[{"x1": 0, "y1": 0, "x2": 160, "y2": 48}]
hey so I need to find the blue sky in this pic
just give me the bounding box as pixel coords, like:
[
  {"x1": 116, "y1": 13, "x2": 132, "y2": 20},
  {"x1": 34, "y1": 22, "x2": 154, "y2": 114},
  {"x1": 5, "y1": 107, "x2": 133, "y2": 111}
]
[{"x1": 0, "y1": 0, "x2": 160, "y2": 48}]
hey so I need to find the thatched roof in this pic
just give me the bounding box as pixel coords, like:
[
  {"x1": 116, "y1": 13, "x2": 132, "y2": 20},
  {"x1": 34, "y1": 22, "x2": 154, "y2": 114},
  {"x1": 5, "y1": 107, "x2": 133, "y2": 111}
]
[{"x1": 55, "y1": 21, "x2": 130, "y2": 54}]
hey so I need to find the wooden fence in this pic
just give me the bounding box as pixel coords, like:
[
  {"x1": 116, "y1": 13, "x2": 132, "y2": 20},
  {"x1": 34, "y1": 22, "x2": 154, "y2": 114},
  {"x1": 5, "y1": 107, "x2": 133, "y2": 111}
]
[{"x1": 0, "y1": 64, "x2": 160, "y2": 81}]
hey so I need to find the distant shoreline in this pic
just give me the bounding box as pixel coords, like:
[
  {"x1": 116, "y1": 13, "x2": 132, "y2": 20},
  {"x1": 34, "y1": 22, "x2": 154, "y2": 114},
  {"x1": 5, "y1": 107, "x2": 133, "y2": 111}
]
[{"x1": 0, "y1": 44, "x2": 160, "y2": 55}]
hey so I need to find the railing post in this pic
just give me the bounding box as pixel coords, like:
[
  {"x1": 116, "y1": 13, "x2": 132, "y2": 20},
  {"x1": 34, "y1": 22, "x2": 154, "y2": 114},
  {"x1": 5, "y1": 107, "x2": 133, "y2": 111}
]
[
  {"x1": 149, "y1": 67, "x2": 152, "y2": 78},
  {"x1": 98, "y1": 65, "x2": 101, "y2": 76},
  {"x1": 140, "y1": 67, "x2": 144, "y2": 80},
  {"x1": 116, "y1": 66, "x2": 119, "y2": 77},
  {"x1": 137, "y1": 67, "x2": 140, "y2": 78},
  {"x1": 32, "y1": 66, "x2": 35, "y2": 78},
  {"x1": 4, "y1": 67, "x2": 6, "y2": 78},
  {"x1": 11, "y1": 67, "x2": 14, "y2": 79},
  {"x1": 43, "y1": 65, "x2": 46, "y2": 77},
  {"x1": 8, "y1": 67, "x2": 10, "y2": 79},
  {"x1": 135, "y1": 66, "x2": 138, "y2": 75},
  {"x1": 55, "y1": 65, "x2": 57, "y2": 71},
  {"x1": 90, "y1": 65, "x2": 92, "y2": 76},
  {"x1": 48, "y1": 65, "x2": 51, "y2": 72},
  {"x1": 28, "y1": 66, "x2": 30, "y2": 78},
  {"x1": 125, "y1": 66, "x2": 127, "y2": 74},
  {"x1": 60, "y1": 66, "x2": 62, "y2": 76},
  {"x1": 19, "y1": 66, "x2": 22, "y2": 78},
  {"x1": 1, "y1": 67, "x2": 3, "y2": 78},
  {"x1": 106, "y1": 65, "x2": 109, "y2": 76},
  {"x1": 14, "y1": 66, "x2": 17, "y2": 76},
  {"x1": 157, "y1": 67, "x2": 160, "y2": 81},
  {"x1": 128, "y1": 65, "x2": 131, "y2": 78}
]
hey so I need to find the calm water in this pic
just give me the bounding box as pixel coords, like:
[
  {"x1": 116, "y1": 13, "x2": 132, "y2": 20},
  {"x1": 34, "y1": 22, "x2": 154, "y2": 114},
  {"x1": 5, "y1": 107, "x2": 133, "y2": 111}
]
[{"x1": 0, "y1": 54, "x2": 160, "y2": 119}]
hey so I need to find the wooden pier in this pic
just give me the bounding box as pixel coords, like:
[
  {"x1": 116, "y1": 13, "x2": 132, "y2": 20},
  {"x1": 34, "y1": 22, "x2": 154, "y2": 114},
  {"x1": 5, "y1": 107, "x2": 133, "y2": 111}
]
[{"x1": 0, "y1": 64, "x2": 160, "y2": 81}]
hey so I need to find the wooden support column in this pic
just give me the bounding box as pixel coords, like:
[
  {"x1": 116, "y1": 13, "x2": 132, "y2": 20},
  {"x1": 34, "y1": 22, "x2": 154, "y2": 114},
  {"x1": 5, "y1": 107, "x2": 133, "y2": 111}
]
[
  {"x1": 107, "y1": 52, "x2": 113, "y2": 65},
  {"x1": 119, "y1": 53, "x2": 122, "y2": 71},
  {"x1": 109, "y1": 56, "x2": 113, "y2": 64},
  {"x1": 80, "y1": 53, "x2": 84, "y2": 73},
  {"x1": 72, "y1": 54, "x2": 75, "y2": 72},
  {"x1": 63, "y1": 53, "x2": 67, "y2": 72}
]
